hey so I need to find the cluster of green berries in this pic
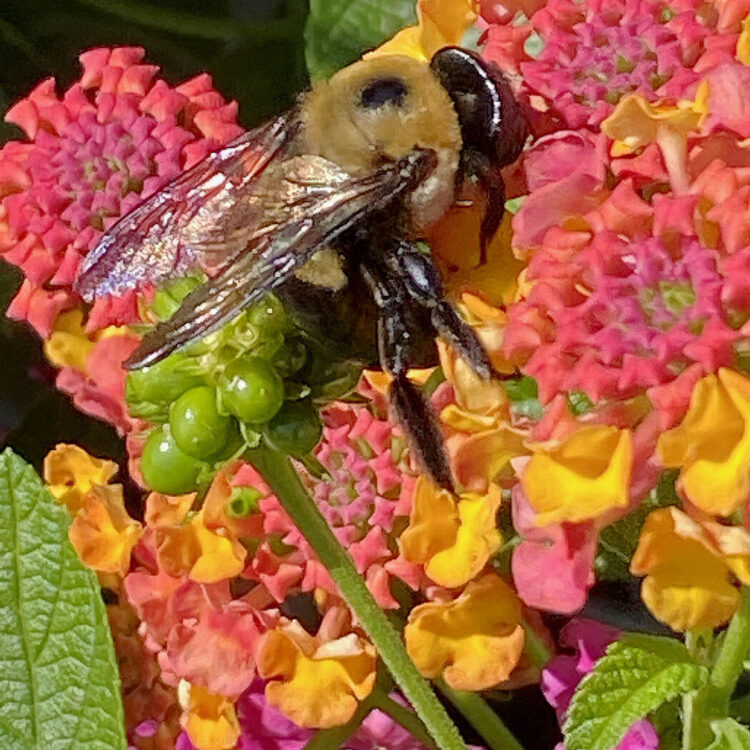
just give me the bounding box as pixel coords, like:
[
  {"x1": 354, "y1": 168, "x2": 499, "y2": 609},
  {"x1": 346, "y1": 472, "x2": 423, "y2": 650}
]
[{"x1": 127, "y1": 277, "x2": 360, "y2": 495}]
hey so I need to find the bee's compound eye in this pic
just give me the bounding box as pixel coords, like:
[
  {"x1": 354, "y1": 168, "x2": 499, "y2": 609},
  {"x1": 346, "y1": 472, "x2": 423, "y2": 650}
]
[{"x1": 359, "y1": 77, "x2": 408, "y2": 109}]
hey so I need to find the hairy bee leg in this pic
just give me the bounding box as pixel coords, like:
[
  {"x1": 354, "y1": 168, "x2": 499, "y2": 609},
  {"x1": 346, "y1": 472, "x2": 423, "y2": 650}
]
[
  {"x1": 390, "y1": 372, "x2": 454, "y2": 492},
  {"x1": 361, "y1": 262, "x2": 455, "y2": 492},
  {"x1": 387, "y1": 242, "x2": 496, "y2": 381}
]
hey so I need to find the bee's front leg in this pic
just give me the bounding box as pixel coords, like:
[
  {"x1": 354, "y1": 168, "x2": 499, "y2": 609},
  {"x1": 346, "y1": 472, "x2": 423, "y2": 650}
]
[{"x1": 360, "y1": 260, "x2": 455, "y2": 493}]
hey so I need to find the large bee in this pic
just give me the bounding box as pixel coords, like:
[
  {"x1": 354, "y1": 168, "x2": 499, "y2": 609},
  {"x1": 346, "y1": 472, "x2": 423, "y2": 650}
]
[{"x1": 75, "y1": 47, "x2": 526, "y2": 491}]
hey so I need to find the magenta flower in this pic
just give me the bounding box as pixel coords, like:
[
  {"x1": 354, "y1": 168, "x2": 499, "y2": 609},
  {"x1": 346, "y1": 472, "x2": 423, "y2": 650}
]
[
  {"x1": 543, "y1": 619, "x2": 659, "y2": 750},
  {"x1": 0, "y1": 46, "x2": 242, "y2": 337}
]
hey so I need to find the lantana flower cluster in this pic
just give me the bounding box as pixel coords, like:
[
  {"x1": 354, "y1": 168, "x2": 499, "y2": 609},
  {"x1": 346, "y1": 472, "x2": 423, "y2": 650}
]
[{"x1": 8, "y1": 0, "x2": 750, "y2": 746}]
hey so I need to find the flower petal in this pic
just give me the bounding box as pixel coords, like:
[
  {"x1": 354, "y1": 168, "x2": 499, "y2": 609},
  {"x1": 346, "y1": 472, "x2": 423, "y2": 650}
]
[{"x1": 405, "y1": 574, "x2": 525, "y2": 690}]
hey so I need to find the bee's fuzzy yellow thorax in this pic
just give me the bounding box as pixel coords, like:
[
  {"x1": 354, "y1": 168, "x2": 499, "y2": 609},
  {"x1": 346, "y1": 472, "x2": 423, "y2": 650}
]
[{"x1": 302, "y1": 55, "x2": 462, "y2": 174}]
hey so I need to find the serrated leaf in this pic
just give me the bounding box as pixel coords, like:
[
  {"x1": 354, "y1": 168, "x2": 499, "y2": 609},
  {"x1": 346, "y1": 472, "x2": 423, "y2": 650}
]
[
  {"x1": 708, "y1": 719, "x2": 750, "y2": 750},
  {"x1": 305, "y1": 0, "x2": 417, "y2": 80},
  {"x1": 0, "y1": 449, "x2": 126, "y2": 750},
  {"x1": 564, "y1": 633, "x2": 709, "y2": 750}
]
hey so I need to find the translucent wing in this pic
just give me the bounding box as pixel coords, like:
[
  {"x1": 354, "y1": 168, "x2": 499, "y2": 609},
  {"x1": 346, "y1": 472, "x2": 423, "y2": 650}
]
[
  {"x1": 74, "y1": 110, "x2": 299, "y2": 301},
  {"x1": 126, "y1": 149, "x2": 438, "y2": 369}
]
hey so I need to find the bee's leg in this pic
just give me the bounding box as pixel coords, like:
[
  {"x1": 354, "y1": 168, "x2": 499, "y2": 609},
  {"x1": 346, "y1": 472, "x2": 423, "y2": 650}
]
[
  {"x1": 386, "y1": 241, "x2": 496, "y2": 381},
  {"x1": 360, "y1": 262, "x2": 455, "y2": 492}
]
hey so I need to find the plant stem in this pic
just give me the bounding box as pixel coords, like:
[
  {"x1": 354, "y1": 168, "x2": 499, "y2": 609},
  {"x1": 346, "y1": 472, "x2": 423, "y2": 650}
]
[
  {"x1": 371, "y1": 692, "x2": 438, "y2": 749},
  {"x1": 707, "y1": 588, "x2": 750, "y2": 715},
  {"x1": 249, "y1": 446, "x2": 468, "y2": 750},
  {"x1": 437, "y1": 680, "x2": 524, "y2": 750},
  {"x1": 522, "y1": 619, "x2": 553, "y2": 668},
  {"x1": 302, "y1": 700, "x2": 372, "y2": 750},
  {"x1": 683, "y1": 589, "x2": 750, "y2": 750}
]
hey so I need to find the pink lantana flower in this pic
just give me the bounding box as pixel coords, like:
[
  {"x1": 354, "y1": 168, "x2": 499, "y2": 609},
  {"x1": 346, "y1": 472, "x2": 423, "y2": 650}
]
[
  {"x1": 311, "y1": 402, "x2": 421, "y2": 608},
  {"x1": 503, "y1": 119, "x2": 750, "y2": 425},
  {"x1": 0, "y1": 46, "x2": 242, "y2": 336},
  {"x1": 482, "y1": 0, "x2": 736, "y2": 131},
  {"x1": 542, "y1": 619, "x2": 659, "y2": 750}
]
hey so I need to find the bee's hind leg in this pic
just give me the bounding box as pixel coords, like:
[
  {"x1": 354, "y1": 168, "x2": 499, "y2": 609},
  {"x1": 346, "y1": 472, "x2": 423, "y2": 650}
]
[
  {"x1": 360, "y1": 261, "x2": 455, "y2": 493},
  {"x1": 386, "y1": 241, "x2": 496, "y2": 381}
]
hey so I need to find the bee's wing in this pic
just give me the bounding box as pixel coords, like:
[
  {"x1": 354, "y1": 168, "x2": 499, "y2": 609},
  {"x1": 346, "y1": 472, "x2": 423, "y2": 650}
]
[
  {"x1": 74, "y1": 110, "x2": 300, "y2": 301},
  {"x1": 126, "y1": 149, "x2": 437, "y2": 369}
]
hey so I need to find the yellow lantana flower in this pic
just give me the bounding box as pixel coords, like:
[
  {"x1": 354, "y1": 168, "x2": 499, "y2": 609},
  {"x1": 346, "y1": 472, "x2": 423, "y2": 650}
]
[
  {"x1": 179, "y1": 682, "x2": 240, "y2": 750},
  {"x1": 155, "y1": 508, "x2": 246, "y2": 584},
  {"x1": 631, "y1": 507, "x2": 742, "y2": 631},
  {"x1": 658, "y1": 368, "x2": 750, "y2": 517},
  {"x1": 43, "y1": 308, "x2": 133, "y2": 372},
  {"x1": 400, "y1": 477, "x2": 502, "y2": 587},
  {"x1": 521, "y1": 425, "x2": 633, "y2": 525},
  {"x1": 366, "y1": 0, "x2": 478, "y2": 62},
  {"x1": 438, "y1": 334, "x2": 528, "y2": 491},
  {"x1": 404, "y1": 574, "x2": 525, "y2": 690},
  {"x1": 44, "y1": 443, "x2": 118, "y2": 515},
  {"x1": 257, "y1": 622, "x2": 376, "y2": 728},
  {"x1": 68, "y1": 484, "x2": 142, "y2": 576}
]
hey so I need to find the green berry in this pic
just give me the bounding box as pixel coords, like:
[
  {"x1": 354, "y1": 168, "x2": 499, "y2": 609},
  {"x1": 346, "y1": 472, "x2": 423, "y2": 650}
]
[
  {"x1": 170, "y1": 386, "x2": 232, "y2": 459},
  {"x1": 140, "y1": 426, "x2": 205, "y2": 495},
  {"x1": 247, "y1": 294, "x2": 288, "y2": 337},
  {"x1": 126, "y1": 353, "x2": 205, "y2": 408},
  {"x1": 219, "y1": 356, "x2": 284, "y2": 424},
  {"x1": 265, "y1": 398, "x2": 322, "y2": 455}
]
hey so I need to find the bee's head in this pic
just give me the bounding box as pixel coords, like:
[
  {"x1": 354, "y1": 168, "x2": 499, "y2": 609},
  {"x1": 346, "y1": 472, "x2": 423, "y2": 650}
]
[
  {"x1": 429, "y1": 47, "x2": 527, "y2": 177},
  {"x1": 303, "y1": 55, "x2": 462, "y2": 173},
  {"x1": 430, "y1": 47, "x2": 527, "y2": 249}
]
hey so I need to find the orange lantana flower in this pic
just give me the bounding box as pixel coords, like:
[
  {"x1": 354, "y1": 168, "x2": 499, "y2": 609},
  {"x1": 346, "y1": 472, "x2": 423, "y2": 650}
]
[
  {"x1": 404, "y1": 574, "x2": 525, "y2": 690},
  {"x1": 179, "y1": 683, "x2": 240, "y2": 750},
  {"x1": 521, "y1": 425, "x2": 633, "y2": 525},
  {"x1": 257, "y1": 622, "x2": 376, "y2": 728},
  {"x1": 400, "y1": 477, "x2": 502, "y2": 587},
  {"x1": 44, "y1": 443, "x2": 118, "y2": 515},
  {"x1": 68, "y1": 484, "x2": 141, "y2": 576},
  {"x1": 367, "y1": 0, "x2": 478, "y2": 62},
  {"x1": 631, "y1": 507, "x2": 748, "y2": 631}
]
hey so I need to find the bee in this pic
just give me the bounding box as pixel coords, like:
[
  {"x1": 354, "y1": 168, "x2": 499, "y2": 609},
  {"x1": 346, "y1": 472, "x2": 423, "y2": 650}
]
[{"x1": 75, "y1": 47, "x2": 526, "y2": 491}]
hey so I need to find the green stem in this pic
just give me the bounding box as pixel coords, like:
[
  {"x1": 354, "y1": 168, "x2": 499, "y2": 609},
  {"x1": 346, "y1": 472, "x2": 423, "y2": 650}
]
[
  {"x1": 249, "y1": 446, "x2": 467, "y2": 750},
  {"x1": 683, "y1": 589, "x2": 750, "y2": 750},
  {"x1": 707, "y1": 588, "x2": 750, "y2": 715},
  {"x1": 522, "y1": 619, "x2": 553, "y2": 669},
  {"x1": 302, "y1": 700, "x2": 372, "y2": 750},
  {"x1": 372, "y1": 692, "x2": 438, "y2": 749},
  {"x1": 437, "y1": 680, "x2": 524, "y2": 750}
]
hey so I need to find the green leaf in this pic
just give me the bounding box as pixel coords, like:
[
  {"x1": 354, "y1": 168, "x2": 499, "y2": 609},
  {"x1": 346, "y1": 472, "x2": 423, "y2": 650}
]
[
  {"x1": 305, "y1": 0, "x2": 417, "y2": 80},
  {"x1": 564, "y1": 633, "x2": 710, "y2": 750},
  {"x1": 0, "y1": 449, "x2": 126, "y2": 750},
  {"x1": 596, "y1": 470, "x2": 680, "y2": 582},
  {"x1": 502, "y1": 375, "x2": 544, "y2": 420},
  {"x1": 707, "y1": 719, "x2": 750, "y2": 750}
]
